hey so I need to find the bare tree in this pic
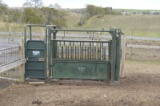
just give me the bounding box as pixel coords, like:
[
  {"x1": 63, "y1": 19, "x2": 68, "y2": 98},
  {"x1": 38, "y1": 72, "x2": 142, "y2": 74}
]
[
  {"x1": 54, "y1": 3, "x2": 61, "y2": 9},
  {"x1": 23, "y1": 0, "x2": 43, "y2": 9},
  {"x1": 23, "y1": 0, "x2": 33, "y2": 8},
  {"x1": 31, "y1": 0, "x2": 43, "y2": 10}
]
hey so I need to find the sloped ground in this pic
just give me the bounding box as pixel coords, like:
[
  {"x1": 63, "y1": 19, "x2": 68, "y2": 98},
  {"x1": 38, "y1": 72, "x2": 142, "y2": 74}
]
[
  {"x1": 0, "y1": 79, "x2": 11, "y2": 90},
  {"x1": 0, "y1": 60, "x2": 160, "y2": 106}
]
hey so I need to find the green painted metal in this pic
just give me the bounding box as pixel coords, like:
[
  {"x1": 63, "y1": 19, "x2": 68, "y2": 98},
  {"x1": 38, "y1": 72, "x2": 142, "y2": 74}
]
[
  {"x1": 24, "y1": 24, "x2": 56, "y2": 45},
  {"x1": 52, "y1": 60, "x2": 109, "y2": 80},
  {"x1": 25, "y1": 40, "x2": 46, "y2": 78},
  {"x1": 46, "y1": 28, "x2": 123, "y2": 82},
  {"x1": 25, "y1": 40, "x2": 46, "y2": 57},
  {"x1": 115, "y1": 29, "x2": 122, "y2": 81},
  {"x1": 25, "y1": 61, "x2": 45, "y2": 78},
  {"x1": 24, "y1": 24, "x2": 123, "y2": 82},
  {"x1": 109, "y1": 29, "x2": 117, "y2": 82}
]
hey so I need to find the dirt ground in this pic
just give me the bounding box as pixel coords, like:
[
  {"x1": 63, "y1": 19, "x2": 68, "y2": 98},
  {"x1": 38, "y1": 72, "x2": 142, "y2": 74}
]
[{"x1": 0, "y1": 60, "x2": 160, "y2": 106}]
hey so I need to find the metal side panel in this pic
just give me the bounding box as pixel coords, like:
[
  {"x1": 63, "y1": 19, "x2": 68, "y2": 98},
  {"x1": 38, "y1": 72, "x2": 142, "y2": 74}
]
[
  {"x1": 25, "y1": 40, "x2": 46, "y2": 58},
  {"x1": 25, "y1": 40, "x2": 46, "y2": 79},
  {"x1": 25, "y1": 61, "x2": 45, "y2": 78},
  {"x1": 52, "y1": 60, "x2": 109, "y2": 80}
]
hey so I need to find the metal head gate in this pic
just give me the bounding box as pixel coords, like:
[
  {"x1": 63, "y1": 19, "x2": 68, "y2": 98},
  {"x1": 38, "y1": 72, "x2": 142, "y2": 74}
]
[
  {"x1": 50, "y1": 40, "x2": 110, "y2": 81},
  {"x1": 47, "y1": 28, "x2": 122, "y2": 82},
  {"x1": 24, "y1": 24, "x2": 122, "y2": 82}
]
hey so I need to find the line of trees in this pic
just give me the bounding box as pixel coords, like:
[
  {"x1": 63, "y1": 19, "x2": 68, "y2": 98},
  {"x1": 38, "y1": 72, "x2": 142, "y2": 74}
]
[
  {"x1": 0, "y1": 0, "x2": 67, "y2": 28},
  {"x1": 0, "y1": 0, "x2": 8, "y2": 15}
]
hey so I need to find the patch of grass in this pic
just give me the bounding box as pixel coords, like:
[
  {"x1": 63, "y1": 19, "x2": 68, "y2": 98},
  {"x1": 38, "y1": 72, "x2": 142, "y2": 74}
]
[
  {"x1": 126, "y1": 59, "x2": 160, "y2": 65},
  {"x1": 73, "y1": 14, "x2": 160, "y2": 38},
  {"x1": 0, "y1": 22, "x2": 24, "y2": 32},
  {"x1": 65, "y1": 11, "x2": 81, "y2": 28}
]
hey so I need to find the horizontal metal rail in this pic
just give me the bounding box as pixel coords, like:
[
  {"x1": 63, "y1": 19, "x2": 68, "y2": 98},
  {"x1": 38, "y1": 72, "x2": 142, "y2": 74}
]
[
  {"x1": 50, "y1": 29, "x2": 113, "y2": 33},
  {"x1": 26, "y1": 24, "x2": 56, "y2": 27},
  {"x1": 0, "y1": 45, "x2": 20, "y2": 51},
  {"x1": 51, "y1": 39, "x2": 111, "y2": 43}
]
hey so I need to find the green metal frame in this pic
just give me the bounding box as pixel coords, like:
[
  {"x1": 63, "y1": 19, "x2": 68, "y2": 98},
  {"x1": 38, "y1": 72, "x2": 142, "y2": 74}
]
[
  {"x1": 25, "y1": 40, "x2": 46, "y2": 78},
  {"x1": 24, "y1": 24, "x2": 56, "y2": 79},
  {"x1": 24, "y1": 24, "x2": 122, "y2": 82},
  {"x1": 47, "y1": 28, "x2": 122, "y2": 82},
  {"x1": 24, "y1": 24, "x2": 56, "y2": 45}
]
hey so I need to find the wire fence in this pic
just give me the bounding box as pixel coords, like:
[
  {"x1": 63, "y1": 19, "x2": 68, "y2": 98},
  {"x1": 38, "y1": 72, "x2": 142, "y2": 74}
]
[
  {"x1": 0, "y1": 46, "x2": 21, "y2": 66},
  {"x1": 125, "y1": 38, "x2": 160, "y2": 61},
  {"x1": 0, "y1": 46, "x2": 22, "y2": 86},
  {"x1": 126, "y1": 46, "x2": 160, "y2": 61}
]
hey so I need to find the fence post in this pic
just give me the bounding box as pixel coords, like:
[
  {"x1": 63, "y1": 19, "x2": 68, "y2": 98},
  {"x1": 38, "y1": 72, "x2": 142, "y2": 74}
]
[
  {"x1": 20, "y1": 37, "x2": 25, "y2": 82},
  {"x1": 120, "y1": 35, "x2": 126, "y2": 78}
]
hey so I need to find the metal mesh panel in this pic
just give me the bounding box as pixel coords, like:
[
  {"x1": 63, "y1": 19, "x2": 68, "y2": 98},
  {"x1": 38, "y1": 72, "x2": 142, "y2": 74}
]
[
  {"x1": 0, "y1": 46, "x2": 20, "y2": 66},
  {"x1": 0, "y1": 46, "x2": 22, "y2": 84}
]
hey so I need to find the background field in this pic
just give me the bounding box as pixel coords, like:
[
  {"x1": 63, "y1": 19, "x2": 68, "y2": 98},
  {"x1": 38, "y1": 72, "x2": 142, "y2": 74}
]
[{"x1": 1, "y1": 13, "x2": 160, "y2": 38}]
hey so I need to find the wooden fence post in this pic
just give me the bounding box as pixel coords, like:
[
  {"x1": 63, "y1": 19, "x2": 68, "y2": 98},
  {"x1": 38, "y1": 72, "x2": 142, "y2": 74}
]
[
  {"x1": 120, "y1": 35, "x2": 126, "y2": 78},
  {"x1": 20, "y1": 37, "x2": 25, "y2": 82}
]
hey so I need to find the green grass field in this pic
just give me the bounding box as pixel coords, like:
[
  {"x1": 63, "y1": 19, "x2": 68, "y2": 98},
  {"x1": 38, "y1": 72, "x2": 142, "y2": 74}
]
[
  {"x1": 1, "y1": 12, "x2": 160, "y2": 38},
  {"x1": 72, "y1": 14, "x2": 160, "y2": 37}
]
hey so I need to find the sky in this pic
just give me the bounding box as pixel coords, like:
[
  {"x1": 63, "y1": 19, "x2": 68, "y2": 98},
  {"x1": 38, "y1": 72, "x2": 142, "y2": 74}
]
[{"x1": 3, "y1": 0, "x2": 160, "y2": 10}]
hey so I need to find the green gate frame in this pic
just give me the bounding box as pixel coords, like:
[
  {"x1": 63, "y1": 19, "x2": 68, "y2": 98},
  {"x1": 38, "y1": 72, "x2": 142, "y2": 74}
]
[
  {"x1": 24, "y1": 24, "x2": 56, "y2": 79},
  {"x1": 47, "y1": 27, "x2": 122, "y2": 82},
  {"x1": 24, "y1": 24, "x2": 122, "y2": 82}
]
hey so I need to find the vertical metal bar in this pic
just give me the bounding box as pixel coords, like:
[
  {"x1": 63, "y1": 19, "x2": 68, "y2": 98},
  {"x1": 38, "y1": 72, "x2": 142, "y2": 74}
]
[
  {"x1": 108, "y1": 41, "x2": 112, "y2": 60},
  {"x1": 45, "y1": 27, "x2": 47, "y2": 43},
  {"x1": 80, "y1": 41, "x2": 81, "y2": 59},
  {"x1": 24, "y1": 26, "x2": 27, "y2": 48},
  {"x1": 71, "y1": 42, "x2": 73, "y2": 59},
  {"x1": 59, "y1": 41, "x2": 61, "y2": 58},
  {"x1": 67, "y1": 46, "x2": 69, "y2": 59},
  {"x1": 115, "y1": 31, "x2": 121, "y2": 81},
  {"x1": 96, "y1": 42, "x2": 98, "y2": 60},
  {"x1": 73, "y1": 41, "x2": 75, "y2": 59},
  {"x1": 54, "y1": 41, "x2": 58, "y2": 58},
  {"x1": 92, "y1": 44, "x2": 94, "y2": 59},
  {"x1": 72, "y1": 42, "x2": 74, "y2": 58},
  {"x1": 85, "y1": 46, "x2": 86, "y2": 59},
  {"x1": 29, "y1": 26, "x2": 32, "y2": 40},
  {"x1": 53, "y1": 32, "x2": 57, "y2": 58},
  {"x1": 94, "y1": 45, "x2": 96, "y2": 59},
  {"x1": 103, "y1": 43, "x2": 106, "y2": 60},
  {"x1": 82, "y1": 42, "x2": 84, "y2": 59},
  {"x1": 63, "y1": 43, "x2": 65, "y2": 59},
  {"x1": 75, "y1": 46, "x2": 77, "y2": 59},
  {"x1": 69, "y1": 41, "x2": 71, "y2": 59},
  {"x1": 89, "y1": 42, "x2": 91, "y2": 59},
  {"x1": 100, "y1": 42, "x2": 102, "y2": 60},
  {"x1": 102, "y1": 43, "x2": 104, "y2": 60},
  {"x1": 62, "y1": 46, "x2": 63, "y2": 59},
  {"x1": 110, "y1": 29, "x2": 117, "y2": 83},
  {"x1": 87, "y1": 46, "x2": 89, "y2": 59}
]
